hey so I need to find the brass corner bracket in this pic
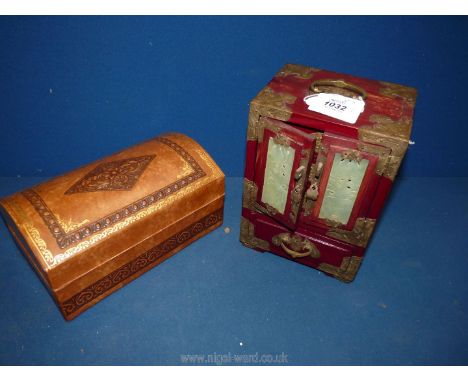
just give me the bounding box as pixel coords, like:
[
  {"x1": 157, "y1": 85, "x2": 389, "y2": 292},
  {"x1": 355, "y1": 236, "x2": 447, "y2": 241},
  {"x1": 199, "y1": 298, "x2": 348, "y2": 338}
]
[
  {"x1": 276, "y1": 64, "x2": 321, "y2": 80},
  {"x1": 242, "y1": 178, "x2": 258, "y2": 212},
  {"x1": 247, "y1": 87, "x2": 297, "y2": 142},
  {"x1": 327, "y1": 217, "x2": 376, "y2": 248},
  {"x1": 340, "y1": 149, "x2": 363, "y2": 163},
  {"x1": 239, "y1": 216, "x2": 270, "y2": 251},
  {"x1": 358, "y1": 113, "x2": 413, "y2": 180},
  {"x1": 379, "y1": 81, "x2": 417, "y2": 106},
  {"x1": 318, "y1": 256, "x2": 362, "y2": 283}
]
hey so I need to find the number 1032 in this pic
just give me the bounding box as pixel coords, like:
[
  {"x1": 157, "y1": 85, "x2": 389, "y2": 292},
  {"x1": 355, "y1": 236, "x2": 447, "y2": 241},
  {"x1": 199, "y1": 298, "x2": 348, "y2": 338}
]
[{"x1": 324, "y1": 101, "x2": 347, "y2": 111}]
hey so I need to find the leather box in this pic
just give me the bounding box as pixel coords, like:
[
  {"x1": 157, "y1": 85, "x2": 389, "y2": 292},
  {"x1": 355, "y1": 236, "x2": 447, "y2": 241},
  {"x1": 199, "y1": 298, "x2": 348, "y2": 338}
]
[
  {"x1": 0, "y1": 133, "x2": 224, "y2": 320},
  {"x1": 240, "y1": 63, "x2": 416, "y2": 282}
]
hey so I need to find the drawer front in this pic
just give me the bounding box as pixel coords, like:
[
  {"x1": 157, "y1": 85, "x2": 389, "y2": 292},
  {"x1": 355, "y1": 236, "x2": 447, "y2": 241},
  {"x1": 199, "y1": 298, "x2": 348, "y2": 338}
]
[{"x1": 245, "y1": 211, "x2": 363, "y2": 282}]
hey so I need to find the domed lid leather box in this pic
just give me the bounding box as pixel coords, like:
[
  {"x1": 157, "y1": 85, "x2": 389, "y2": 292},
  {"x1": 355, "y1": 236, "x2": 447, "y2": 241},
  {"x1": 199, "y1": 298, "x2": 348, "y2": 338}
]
[{"x1": 0, "y1": 133, "x2": 224, "y2": 320}]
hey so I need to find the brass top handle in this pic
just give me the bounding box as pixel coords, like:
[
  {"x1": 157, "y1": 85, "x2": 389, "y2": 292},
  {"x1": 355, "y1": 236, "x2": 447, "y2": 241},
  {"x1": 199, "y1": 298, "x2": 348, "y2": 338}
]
[{"x1": 310, "y1": 79, "x2": 367, "y2": 100}]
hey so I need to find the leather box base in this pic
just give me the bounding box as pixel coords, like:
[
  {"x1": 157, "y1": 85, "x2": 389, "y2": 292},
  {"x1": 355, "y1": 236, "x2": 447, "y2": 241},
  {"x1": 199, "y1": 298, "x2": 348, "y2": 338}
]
[{"x1": 6, "y1": 195, "x2": 223, "y2": 320}]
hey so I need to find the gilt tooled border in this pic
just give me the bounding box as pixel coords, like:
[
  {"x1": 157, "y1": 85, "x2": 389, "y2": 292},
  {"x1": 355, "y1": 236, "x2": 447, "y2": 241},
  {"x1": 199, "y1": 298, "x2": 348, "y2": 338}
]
[
  {"x1": 21, "y1": 137, "x2": 206, "y2": 250},
  {"x1": 60, "y1": 208, "x2": 223, "y2": 317}
]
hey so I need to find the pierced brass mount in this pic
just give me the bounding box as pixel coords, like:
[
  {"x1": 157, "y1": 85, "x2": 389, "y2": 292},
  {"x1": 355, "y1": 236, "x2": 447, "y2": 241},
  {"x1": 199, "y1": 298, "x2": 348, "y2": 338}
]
[{"x1": 318, "y1": 256, "x2": 362, "y2": 283}]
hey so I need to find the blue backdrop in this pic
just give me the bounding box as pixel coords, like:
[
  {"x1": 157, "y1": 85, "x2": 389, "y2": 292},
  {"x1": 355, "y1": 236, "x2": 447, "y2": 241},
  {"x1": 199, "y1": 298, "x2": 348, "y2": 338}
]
[
  {"x1": 0, "y1": 16, "x2": 467, "y2": 178},
  {"x1": 1, "y1": 17, "x2": 468, "y2": 366}
]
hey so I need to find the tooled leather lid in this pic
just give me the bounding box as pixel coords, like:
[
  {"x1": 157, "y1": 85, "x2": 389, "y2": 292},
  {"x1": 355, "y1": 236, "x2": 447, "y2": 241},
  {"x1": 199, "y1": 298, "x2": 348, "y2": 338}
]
[{"x1": 0, "y1": 133, "x2": 224, "y2": 284}]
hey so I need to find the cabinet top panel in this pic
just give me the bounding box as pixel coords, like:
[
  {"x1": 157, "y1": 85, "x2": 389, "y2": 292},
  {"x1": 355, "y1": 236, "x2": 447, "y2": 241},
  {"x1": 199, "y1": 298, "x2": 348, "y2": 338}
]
[{"x1": 250, "y1": 63, "x2": 417, "y2": 143}]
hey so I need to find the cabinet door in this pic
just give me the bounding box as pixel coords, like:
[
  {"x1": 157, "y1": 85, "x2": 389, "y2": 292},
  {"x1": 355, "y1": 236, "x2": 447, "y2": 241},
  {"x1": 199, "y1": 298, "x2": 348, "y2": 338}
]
[
  {"x1": 302, "y1": 132, "x2": 390, "y2": 234},
  {"x1": 254, "y1": 117, "x2": 316, "y2": 229}
]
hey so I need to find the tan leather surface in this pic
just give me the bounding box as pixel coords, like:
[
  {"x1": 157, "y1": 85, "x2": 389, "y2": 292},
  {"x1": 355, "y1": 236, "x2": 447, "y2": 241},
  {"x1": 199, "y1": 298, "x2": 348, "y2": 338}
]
[
  {"x1": 0, "y1": 133, "x2": 225, "y2": 295},
  {"x1": 58, "y1": 197, "x2": 223, "y2": 320}
]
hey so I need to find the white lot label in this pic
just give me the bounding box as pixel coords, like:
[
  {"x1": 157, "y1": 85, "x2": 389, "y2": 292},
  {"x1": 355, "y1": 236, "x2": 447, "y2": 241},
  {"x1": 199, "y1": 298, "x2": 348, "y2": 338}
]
[{"x1": 303, "y1": 93, "x2": 365, "y2": 124}]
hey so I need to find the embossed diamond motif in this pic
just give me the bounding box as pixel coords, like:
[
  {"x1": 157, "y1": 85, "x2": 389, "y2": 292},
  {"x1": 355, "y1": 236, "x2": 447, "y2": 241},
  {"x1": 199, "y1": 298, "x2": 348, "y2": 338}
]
[{"x1": 65, "y1": 155, "x2": 155, "y2": 194}]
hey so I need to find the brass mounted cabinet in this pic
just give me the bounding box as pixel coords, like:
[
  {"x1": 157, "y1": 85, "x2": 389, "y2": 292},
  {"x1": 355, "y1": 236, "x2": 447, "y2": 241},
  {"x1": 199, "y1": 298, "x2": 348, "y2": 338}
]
[{"x1": 240, "y1": 64, "x2": 416, "y2": 282}]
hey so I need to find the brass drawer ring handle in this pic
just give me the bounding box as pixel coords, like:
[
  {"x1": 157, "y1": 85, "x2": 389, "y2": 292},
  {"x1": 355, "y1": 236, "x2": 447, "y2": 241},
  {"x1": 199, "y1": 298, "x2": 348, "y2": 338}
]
[{"x1": 272, "y1": 232, "x2": 320, "y2": 259}]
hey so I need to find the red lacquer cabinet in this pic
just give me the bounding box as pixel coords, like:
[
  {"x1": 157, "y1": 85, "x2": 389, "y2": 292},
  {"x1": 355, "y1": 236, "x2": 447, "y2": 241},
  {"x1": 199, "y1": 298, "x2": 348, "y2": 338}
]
[{"x1": 240, "y1": 64, "x2": 417, "y2": 282}]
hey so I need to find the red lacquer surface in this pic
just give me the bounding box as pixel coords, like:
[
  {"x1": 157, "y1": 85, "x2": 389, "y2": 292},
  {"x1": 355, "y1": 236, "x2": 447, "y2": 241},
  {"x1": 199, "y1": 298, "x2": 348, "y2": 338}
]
[
  {"x1": 242, "y1": 64, "x2": 416, "y2": 280},
  {"x1": 268, "y1": 67, "x2": 414, "y2": 139}
]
